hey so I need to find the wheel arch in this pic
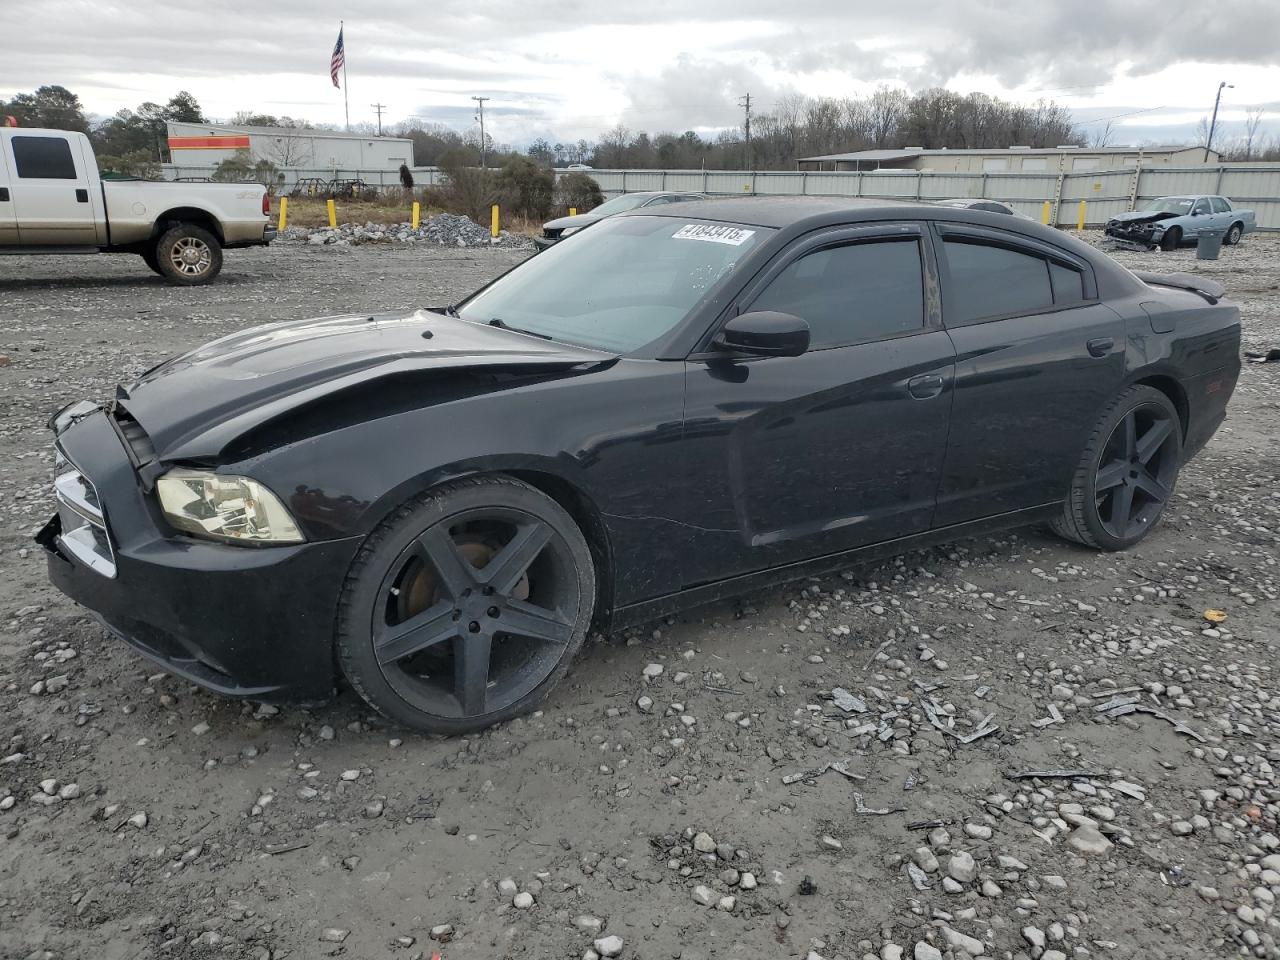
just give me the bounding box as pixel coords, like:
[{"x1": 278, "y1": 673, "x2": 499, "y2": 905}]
[
  {"x1": 152, "y1": 207, "x2": 225, "y2": 244},
  {"x1": 1131, "y1": 374, "x2": 1189, "y2": 439}
]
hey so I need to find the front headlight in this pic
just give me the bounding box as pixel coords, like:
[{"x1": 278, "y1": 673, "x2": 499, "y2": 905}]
[{"x1": 156, "y1": 469, "x2": 304, "y2": 544}]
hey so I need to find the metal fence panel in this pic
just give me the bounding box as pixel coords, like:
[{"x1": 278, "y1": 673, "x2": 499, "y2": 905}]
[{"x1": 156, "y1": 162, "x2": 1280, "y2": 229}]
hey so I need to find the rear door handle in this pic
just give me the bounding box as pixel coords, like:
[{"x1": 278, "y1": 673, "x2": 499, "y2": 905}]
[
  {"x1": 1087, "y1": 337, "x2": 1114, "y2": 358},
  {"x1": 75, "y1": 188, "x2": 89, "y2": 203},
  {"x1": 907, "y1": 373, "x2": 945, "y2": 399},
  {"x1": 0, "y1": 187, "x2": 8, "y2": 202}
]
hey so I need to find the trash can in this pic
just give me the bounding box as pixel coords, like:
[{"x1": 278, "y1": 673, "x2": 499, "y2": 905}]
[{"x1": 1197, "y1": 228, "x2": 1225, "y2": 260}]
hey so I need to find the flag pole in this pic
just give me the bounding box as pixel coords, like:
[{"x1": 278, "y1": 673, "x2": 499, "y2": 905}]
[{"x1": 341, "y1": 20, "x2": 349, "y2": 132}]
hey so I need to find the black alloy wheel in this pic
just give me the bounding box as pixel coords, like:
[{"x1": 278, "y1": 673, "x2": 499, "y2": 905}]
[
  {"x1": 1052, "y1": 384, "x2": 1182, "y2": 550},
  {"x1": 337, "y1": 476, "x2": 595, "y2": 733},
  {"x1": 1092, "y1": 405, "x2": 1179, "y2": 539}
]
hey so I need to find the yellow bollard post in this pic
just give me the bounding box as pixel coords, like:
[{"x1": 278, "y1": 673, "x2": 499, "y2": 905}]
[
  {"x1": 1041, "y1": 200, "x2": 1051, "y2": 225},
  {"x1": 327, "y1": 199, "x2": 337, "y2": 229},
  {"x1": 491, "y1": 204, "x2": 499, "y2": 240},
  {"x1": 411, "y1": 201, "x2": 420, "y2": 229},
  {"x1": 277, "y1": 196, "x2": 288, "y2": 232},
  {"x1": 569, "y1": 207, "x2": 577, "y2": 217},
  {"x1": 1077, "y1": 200, "x2": 1086, "y2": 231}
]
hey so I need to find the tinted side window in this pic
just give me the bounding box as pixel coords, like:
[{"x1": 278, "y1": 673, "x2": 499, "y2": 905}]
[
  {"x1": 11, "y1": 136, "x2": 78, "y2": 179},
  {"x1": 751, "y1": 239, "x2": 924, "y2": 349},
  {"x1": 943, "y1": 239, "x2": 1054, "y2": 323},
  {"x1": 1049, "y1": 261, "x2": 1085, "y2": 305},
  {"x1": 1210, "y1": 197, "x2": 1230, "y2": 214},
  {"x1": 1191, "y1": 199, "x2": 1210, "y2": 216}
]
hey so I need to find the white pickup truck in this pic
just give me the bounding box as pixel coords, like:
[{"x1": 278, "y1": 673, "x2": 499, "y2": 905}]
[{"x1": 0, "y1": 127, "x2": 275, "y2": 284}]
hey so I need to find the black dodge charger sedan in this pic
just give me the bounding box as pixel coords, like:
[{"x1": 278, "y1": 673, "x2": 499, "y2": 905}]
[{"x1": 40, "y1": 197, "x2": 1241, "y2": 733}]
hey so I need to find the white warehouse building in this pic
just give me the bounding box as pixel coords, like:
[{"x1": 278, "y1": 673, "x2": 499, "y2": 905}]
[{"x1": 165, "y1": 121, "x2": 413, "y2": 172}]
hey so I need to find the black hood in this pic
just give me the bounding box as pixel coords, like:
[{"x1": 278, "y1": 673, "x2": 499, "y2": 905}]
[{"x1": 118, "y1": 309, "x2": 612, "y2": 460}]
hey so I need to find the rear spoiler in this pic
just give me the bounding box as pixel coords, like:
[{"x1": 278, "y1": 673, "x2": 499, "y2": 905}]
[{"x1": 1133, "y1": 271, "x2": 1226, "y2": 305}]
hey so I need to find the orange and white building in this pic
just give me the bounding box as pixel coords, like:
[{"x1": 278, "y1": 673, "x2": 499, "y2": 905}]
[{"x1": 165, "y1": 121, "x2": 412, "y2": 171}]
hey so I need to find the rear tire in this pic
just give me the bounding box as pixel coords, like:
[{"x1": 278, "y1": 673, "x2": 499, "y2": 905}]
[
  {"x1": 154, "y1": 224, "x2": 223, "y2": 285},
  {"x1": 1225, "y1": 222, "x2": 1243, "y2": 245},
  {"x1": 1159, "y1": 227, "x2": 1181, "y2": 252},
  {"x1": 1051, "y1": 385, "x2": 1182, "y2": 551},
  {"x1": 336, "y1": 475, "x2": 596, "y2": 734}
]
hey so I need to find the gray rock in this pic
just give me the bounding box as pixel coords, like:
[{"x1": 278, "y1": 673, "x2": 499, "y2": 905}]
[
  {"x1": 594, "y1": 935, "x2": 624, "y2": 958},
  {"x1": 913, "y1": 943, "x2": 942, "y2": 960},
  {"x1": 1067, "y1": 824, "x2": 1113, "y2": 856},
  {"x1": 692, "y1": 884, "x2": 716, "y2": 906},
  {"x1": 947, "y1": 851, "x2": 977, "y2": 883}
]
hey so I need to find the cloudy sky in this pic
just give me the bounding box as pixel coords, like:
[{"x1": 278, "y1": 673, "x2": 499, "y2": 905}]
[{"x1": 5, "y1": 0, "x2": 1279, "y2": 148}]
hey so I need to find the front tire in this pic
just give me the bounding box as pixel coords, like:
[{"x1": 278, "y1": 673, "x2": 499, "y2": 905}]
[
  {"x1": 154, "y1": 224, "x2": 223, "y2": 285},
  {"x1": 336, "y1": 476, "x2": 596, "y2": 734},
  {"x1": 1159, "y1": 227, "x2": 1182, "y2": 252},
  {"x1": 1225, "y1": 222, "x2": 1243, "y2": 245},
  {"x1": 1051, "y1": 385, "x2": 1182, "y2": 551},
  {"x1": 139, "y1": 249, "x2": 163, "y2": 275}
]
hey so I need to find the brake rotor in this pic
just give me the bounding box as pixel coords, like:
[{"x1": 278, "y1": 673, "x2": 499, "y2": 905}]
[{"x1": 400, "y1": 535, "x2": 531, "y2": 619}]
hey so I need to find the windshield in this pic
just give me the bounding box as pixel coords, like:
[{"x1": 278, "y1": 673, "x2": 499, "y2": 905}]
[
  {"x1": 585, "y1": 194, "x2": 654, "y2": 216},
  {"x1": 1140, "y1": 197, "x2": 1195, "y2": 215},
  {"x1": 458, "y1": 216, "x2": 770, "y2": 352}
]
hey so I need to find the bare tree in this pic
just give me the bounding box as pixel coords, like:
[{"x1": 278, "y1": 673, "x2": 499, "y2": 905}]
[
  {"x1": 1244, "y1": 107, "x2": 1265, "y2": 160},
  {"x1": 1195, "y1": 115, "x2": 1211, "y2": 148},
  {"x1": 261, "y1": 131, "x2": 314, "y2": 167},
  {"x1": 1089, "y1": 119, "x2": 1116, "y2": 148}
]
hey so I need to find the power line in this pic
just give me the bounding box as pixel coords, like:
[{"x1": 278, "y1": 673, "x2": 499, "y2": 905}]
[
  {"x1": 1077, "y1": 105, "x2": 1168, "y2": 125},
  {"x1": 370, "y1": 102, "x2": 386, "y2": 136},
  {"x1": 472, "y1": 96, "x2": 491, "y2": 168}
]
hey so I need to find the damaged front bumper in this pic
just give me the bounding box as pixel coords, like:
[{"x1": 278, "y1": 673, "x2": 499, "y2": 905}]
[{"x1": 1104, "y1": 216, "x2": 1172, "y2": 248}]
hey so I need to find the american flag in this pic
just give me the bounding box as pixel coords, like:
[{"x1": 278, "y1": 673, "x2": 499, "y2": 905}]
[{"x1": 330, "y1": 27, "x2": 345, "y2": 88}]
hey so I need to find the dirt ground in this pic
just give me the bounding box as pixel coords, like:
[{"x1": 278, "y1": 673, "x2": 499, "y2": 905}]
[{"x1": 0, "y1": 231, "x2": 1277, "y2": 960}]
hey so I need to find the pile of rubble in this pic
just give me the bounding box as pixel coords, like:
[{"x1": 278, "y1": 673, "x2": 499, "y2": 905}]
[{"x1": 278, "y1": 212, "x2": 535, "y2": 249}]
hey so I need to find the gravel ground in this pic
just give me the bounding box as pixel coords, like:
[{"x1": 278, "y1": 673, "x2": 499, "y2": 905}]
[{"x1": 0, "y1": 233, "x2": 1277, "y2": 960}]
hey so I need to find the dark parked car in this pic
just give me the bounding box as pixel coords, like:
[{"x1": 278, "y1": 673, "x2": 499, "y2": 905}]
[
  {"x1": 935, "y1": 198, "x2": 1031, "y2": 218},
  {"x1": 536, "y1": 191, "x2": 707, "y2": 248},
  {"x1": 40, "y1": 197, "x2": 1241, "y2": 733}
]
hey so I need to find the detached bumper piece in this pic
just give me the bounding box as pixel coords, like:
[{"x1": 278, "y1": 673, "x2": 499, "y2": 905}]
[{"x1": 38, "y1": 408, "x2": 361, "y2": 701}]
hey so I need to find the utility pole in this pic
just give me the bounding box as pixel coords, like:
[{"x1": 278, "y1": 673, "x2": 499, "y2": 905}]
[
  {"x1": 739, "y1": 93, "x2": 752, "y2": 170},
  {"x1": 472, "y1": 96, "x2": 491, "y2": 168},
  {"x1": 1205, "y1": 81, "x2": 1234, "y2": 162},
  {"x1": 370, "y1": 102, "x2": 386, "y2": 136}
]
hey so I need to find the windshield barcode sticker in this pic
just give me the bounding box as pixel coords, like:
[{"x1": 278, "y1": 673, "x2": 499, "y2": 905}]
[{"x1": 672, "y1": 224, "x2": 755, "y2": 245}]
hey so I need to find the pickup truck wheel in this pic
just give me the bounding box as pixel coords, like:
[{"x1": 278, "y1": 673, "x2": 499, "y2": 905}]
[
  {"x1": 1159, "y1": 227, "x2": 1181, "y2": 252},
  {"x1": 139, "y1": 249, "x2": 163, "y2": 275},
  {"x1": 1225, "y1": 222, "x2": 1244, "y2": 245},
  {"x1": 154, "y1": 224, "x2": 223, "y2": 285},
  {"x1": 335, "y1": 475, "x2": 596, "y2": 734}
]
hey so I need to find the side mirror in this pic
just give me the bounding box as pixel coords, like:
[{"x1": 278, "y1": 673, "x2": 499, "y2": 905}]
[{"x1": 714, "y1": 311, "x2": 810, "y2": 358}]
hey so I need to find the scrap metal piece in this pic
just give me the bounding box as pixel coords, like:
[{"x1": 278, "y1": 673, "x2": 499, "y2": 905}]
[
  {"x1": 907, "y1": 861, "x2": 932, "y2": 890},
  {"x1": 1006, "y1": 769, "x2": 1098, "y2": 781},
  {"x1": 830, "y1": 687, "x2": 868, "y2": 713},
  {"x1": 853, "y1": 792, "x2": 903, "y2": 815},
  {"x1": 1103, "y1": 702, "x2": 1206, "y2": 743}
]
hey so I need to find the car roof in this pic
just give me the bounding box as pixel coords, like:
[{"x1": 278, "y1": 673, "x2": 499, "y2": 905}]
[{"x1": 623, "y1": 195, "x2": 924, "y2": 228}]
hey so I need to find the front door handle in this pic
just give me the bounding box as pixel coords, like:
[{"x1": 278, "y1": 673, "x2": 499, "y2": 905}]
[
  {"x1": 907, "y1": 373, "x2": 945, "y2": 400},
  {"x1": 75, "y1": 188, "x2": 89, "y2": 203},
  {"x1": 1087, "y1": 337, "x2": 1115, "y2": 358},
  {"x1": 0, "y1": 187, "x2": 9, "y2": 202}
]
